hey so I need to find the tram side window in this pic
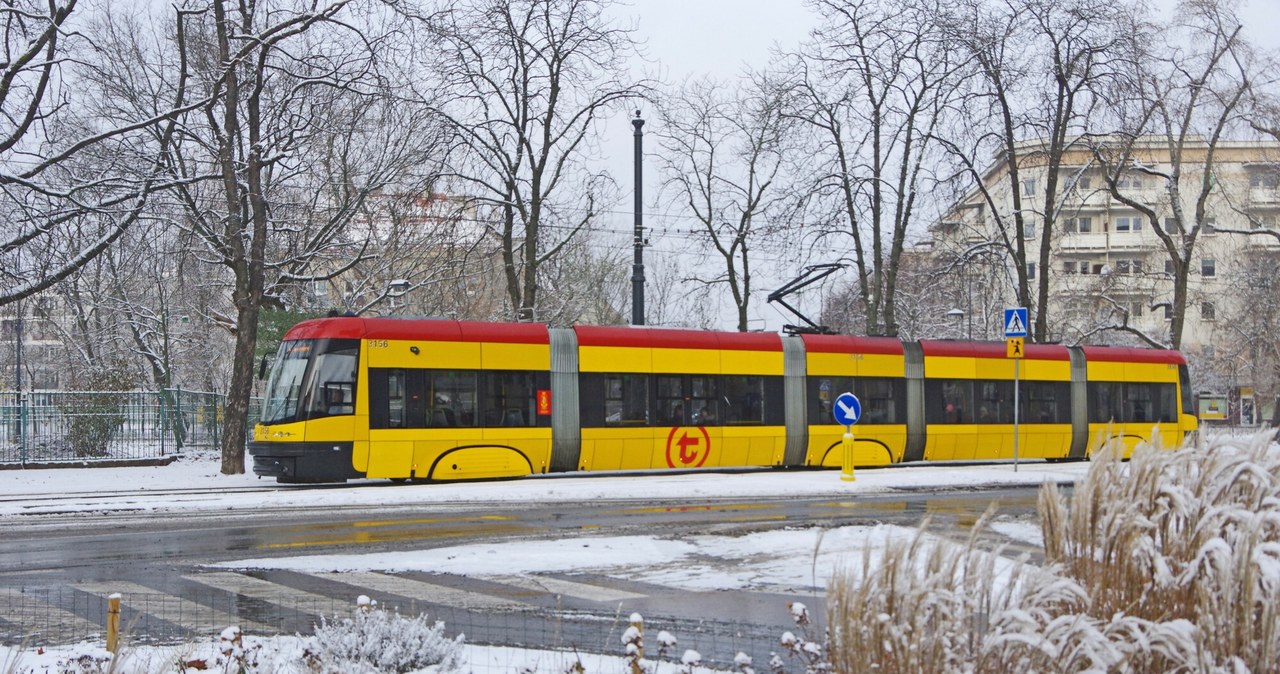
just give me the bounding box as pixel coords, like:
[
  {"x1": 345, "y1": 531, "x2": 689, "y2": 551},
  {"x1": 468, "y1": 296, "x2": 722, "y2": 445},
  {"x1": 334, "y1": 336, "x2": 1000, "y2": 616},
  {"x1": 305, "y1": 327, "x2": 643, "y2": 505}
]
[
  {"x1": 483, "y1": 371, "x2": 543, "y2": 427},
  {"x1": 429, "y1": 371, "x2": 477, "y2": 427},
  {"x1": 653, "y1": 375, "x2": 722, "y2": 426},
  {"x1": 1088, "y1": 381, "x2": 1176, "y2": 423},
  {"x1": 1023, "y1": 381, "x2": 1070, "y2": 423},
  {"x1": 858, "y1": 377, "x2": 905, "y2": 424},
  {"x1": 1088, "y1": 382, "x2": 1124, "y2": 423},
  {"x1": 722, "y1": 375, "x2": 766, "y2": 424},
  {"x1": 1125, "y1": 382, "x2": 1155, "y2": 423},
  {"x1": 604, "y1": 374, "x2": 649, "y2": 425},
  {"x1": 690, "y1": 376, "x2": 719, "y2": 426},
  {"x1": 925, "y1": 379, "x2": 973, "y2": 424},
  {"x1": 1156, "y1": 383, "x2": 1177, "y2": 423},
  {"x1": 370, "y1": 368, "x2": 426, "y2": 429},
  {"x1": 656, "y1": 375, "x2": 687, "y2": 425},
  {"x1": 975, "y1": 380, "x2": 1014, "y2": 424},
  {"x1": 808, "y1": 376, "x2": 854, "y2": 425},
  {"x1": 385, "y1": 371, "x2": 406, "y2": 428}
]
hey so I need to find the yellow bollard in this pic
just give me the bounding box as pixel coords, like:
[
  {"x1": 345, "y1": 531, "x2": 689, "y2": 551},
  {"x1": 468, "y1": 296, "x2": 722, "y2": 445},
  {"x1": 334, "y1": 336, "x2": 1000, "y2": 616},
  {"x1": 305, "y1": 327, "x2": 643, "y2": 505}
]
[
  {"x1": 841, "y1": 428, "x2": 856, "y2": 482},
  {"x1": 106, "y1": 593, "x2": 121, "y2": 653}
]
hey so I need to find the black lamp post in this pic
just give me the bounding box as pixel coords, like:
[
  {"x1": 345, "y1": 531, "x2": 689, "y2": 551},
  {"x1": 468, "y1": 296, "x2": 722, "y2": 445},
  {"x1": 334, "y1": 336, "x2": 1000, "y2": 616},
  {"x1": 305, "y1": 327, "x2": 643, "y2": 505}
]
[{"x1": 631, "y1": 110, "x2": 645, "y2": 326}]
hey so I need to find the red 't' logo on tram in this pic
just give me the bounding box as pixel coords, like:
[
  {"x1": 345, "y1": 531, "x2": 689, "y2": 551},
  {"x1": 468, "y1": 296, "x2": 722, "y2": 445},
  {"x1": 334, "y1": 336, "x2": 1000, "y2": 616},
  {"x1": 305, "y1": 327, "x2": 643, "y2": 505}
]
[{"x1": 665, "y1": 426, "x2": 711, "y2": 468}]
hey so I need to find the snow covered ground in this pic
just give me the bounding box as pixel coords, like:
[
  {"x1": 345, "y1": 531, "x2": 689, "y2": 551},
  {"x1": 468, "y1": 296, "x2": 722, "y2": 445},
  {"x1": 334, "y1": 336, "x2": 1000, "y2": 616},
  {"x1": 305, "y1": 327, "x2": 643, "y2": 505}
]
[{"x1": 0, "y1": 452, "x2": 1092, "y2": 518}]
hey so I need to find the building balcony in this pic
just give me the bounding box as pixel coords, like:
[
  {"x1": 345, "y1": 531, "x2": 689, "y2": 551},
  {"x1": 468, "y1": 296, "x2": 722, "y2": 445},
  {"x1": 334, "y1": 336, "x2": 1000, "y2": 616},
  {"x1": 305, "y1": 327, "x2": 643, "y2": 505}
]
[
  {"x1": 1245, "y1": 231, "x2": 1280, "y2": 249},
  {"x1": 1248, "y1": 187, "x2": 1280, "y2": 205},
  {"x1": 1059, "y1": 233, "x2": 1110, "y2": 250},
  {"x1": 1106, "y1": 234, "x2": 1157, "y2": 252}
]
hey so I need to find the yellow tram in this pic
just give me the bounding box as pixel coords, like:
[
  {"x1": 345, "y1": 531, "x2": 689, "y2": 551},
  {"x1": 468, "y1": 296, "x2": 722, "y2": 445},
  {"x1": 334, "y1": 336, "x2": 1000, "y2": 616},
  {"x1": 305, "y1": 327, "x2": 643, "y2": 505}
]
[{"x1": 249, "y1": 317, "x2": 1198, "y2": 483}]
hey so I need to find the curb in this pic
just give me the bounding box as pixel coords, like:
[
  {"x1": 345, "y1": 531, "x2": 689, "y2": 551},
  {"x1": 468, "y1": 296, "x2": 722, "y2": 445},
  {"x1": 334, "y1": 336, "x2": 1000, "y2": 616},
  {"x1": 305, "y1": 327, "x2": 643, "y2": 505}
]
[{"x1": 0, "y1": 456, "x2": 179, "y2": 471}]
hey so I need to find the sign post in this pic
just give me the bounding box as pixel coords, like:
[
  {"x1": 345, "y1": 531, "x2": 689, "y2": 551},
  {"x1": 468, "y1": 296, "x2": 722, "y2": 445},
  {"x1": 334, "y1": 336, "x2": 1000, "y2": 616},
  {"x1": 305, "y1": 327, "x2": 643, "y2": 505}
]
[
  {"x1": 832, "y1": 392, "x2": 862, "y2": 482},
  {"x1": 1004, "y1": 308, "x2": 1027, "y2": 473}
]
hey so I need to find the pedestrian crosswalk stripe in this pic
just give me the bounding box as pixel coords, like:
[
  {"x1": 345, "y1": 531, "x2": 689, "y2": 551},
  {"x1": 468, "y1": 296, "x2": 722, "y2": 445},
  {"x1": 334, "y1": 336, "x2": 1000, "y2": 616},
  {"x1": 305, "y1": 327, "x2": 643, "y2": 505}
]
[
  {"x1": 73, "y1": 581, "x2": 276, "y2": 635},
  {"x1": 482, "y1": 574, "x2": 645, "y2": 603},
  {"x1": 0, "y1": 588, "x2": 102, "y2": 645},
  {"x1": 312, "y1": 571, "x2": 531, "y2": 612},
  {"x1": 4, "y1": 570, "x2": 655, "y2": 646},
  {"x1": 182, "y1": 572, "x2": 345, "y2": 613}
]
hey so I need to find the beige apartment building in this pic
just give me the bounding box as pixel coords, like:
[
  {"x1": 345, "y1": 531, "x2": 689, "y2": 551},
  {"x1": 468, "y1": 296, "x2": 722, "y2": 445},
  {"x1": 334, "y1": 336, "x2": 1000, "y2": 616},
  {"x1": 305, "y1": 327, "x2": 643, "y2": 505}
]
[{"x1": 929, "y1": 139, "x2": 1280, "y2": 426}]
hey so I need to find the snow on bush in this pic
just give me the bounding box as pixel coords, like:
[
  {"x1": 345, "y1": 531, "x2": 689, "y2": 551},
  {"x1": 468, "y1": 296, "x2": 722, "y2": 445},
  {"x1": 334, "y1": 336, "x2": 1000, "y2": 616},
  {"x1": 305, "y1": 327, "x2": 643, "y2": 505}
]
[
  {"x1": 824, "y1": 432, "x2": 1280, "y2": 673},
  {"x1": 1040, "y1": 431, "x2": 1280, "y2": 672},
  {"x1": 302, "y1": 599, "x2": 464, "y2": 674}
]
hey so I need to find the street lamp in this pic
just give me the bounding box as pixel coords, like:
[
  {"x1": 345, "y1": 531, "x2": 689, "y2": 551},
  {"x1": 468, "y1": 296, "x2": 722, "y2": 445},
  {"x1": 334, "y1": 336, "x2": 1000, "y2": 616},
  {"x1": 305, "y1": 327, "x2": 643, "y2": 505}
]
[{"x1": 946, "y1": 308, "x2": 965, "y2": 339}]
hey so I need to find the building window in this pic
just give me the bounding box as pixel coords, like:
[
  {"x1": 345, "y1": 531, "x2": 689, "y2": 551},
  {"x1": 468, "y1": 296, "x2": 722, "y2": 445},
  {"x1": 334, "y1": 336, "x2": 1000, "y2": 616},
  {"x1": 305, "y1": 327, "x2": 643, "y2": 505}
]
[
  {"x1": 1250, "y1": 172, "x2": 1280, "y2": 188},
  {"x1": 1165, "y1": 259, "x2": 1175, "y2": 276},
  {"x1": 1202, "y1": 258, "x2": 1216, "y2": 278},
  {"x1": 1063, "y1": 261, "x2": 1078, "y2": 274},
  {"x1": 1027, "y1": 262, "x2": 1037, "y2": 279},
  {"x1": 1202, "y1": 217, "x2": 1216, "y2": 235},
  {"x1": 1022, "y1": 221, "x2": 1036, "y2": 239},
  {"x1": 1163, "y1": 304, "x2": 1174, "y2": 319},
  {"x1": 1202, "y1": 302, "x2": 1216, "y2": 321},
  {"x1": 1115, "y1": 216, "x2": 1142, "y2": 232},
  {"x1": 1022, "y1": 178, "x2": 1037, "y2": 196},
  {"x1": 1065, "y1": 217, "x2": 1093, "y2": 233},
  {"x1": 1117, "y1": 174, "x2": 1144, "y2": 190},
  {"x1": 1115, "y1": 259, "x2": 1142, "y2": 275},
  {"x1": 1163, "y1": 217, "x2": 1179, "y2": 234},
  {"x1": 1130, "y1": 302, "x2": 1144, "y2": 317}
]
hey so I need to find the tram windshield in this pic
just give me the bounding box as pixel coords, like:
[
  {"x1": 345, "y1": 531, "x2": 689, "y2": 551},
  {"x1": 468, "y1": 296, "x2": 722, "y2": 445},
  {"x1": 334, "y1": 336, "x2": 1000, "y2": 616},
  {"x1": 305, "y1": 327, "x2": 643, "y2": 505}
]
[{"x1": 260, "y1": 338, "x2": 360, "y2": 424}]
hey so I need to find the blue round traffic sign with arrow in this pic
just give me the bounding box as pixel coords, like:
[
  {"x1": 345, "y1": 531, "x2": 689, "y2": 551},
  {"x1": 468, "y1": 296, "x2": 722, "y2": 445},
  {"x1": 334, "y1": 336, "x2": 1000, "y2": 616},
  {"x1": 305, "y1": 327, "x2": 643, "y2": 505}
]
[{"x1": 832, "y1": 392, "x2": 862, "y2": 426}]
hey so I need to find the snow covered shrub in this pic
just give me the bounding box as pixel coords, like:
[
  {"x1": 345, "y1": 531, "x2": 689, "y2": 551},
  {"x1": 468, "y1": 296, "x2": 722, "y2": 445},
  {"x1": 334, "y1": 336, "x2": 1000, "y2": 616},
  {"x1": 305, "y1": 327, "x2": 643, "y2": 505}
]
[
  {"x1": 303, "y1": 599, "x2": 463, "y2": 674},
  {"x1": 621, "y1": 612, "x2": 646, "y2": 674},
  {"x1": 824, "y1": 432, "x2": 1279, "y2": 673},
  {"x1": 1040, "y1": 432, "x2": 1280, "y2": 672},
  {"x1": 824, "y1": 508, "x2": 1028, "y2": 673},
  {"x1": 772, "y1": 601, "x2": 828, "y2": 674}
]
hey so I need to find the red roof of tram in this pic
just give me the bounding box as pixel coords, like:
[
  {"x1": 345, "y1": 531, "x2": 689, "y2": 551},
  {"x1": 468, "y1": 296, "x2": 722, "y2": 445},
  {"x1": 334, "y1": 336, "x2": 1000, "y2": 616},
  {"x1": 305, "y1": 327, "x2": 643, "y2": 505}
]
[
  {"x1": 284, "y1": 317, "x2": 550, "y2": 344},
  {"x1": 1081, "y1": 345, "x2": 1186, "y2": 365},
  {"x1": 573, "y1": 325, "x2": 783, "y2": 351},
  {"x1": 800, "y1": 334, "x2": 905, "y2": 355},
  {"x1": 919, "y1": 340, "x2": 1071, "y2": 360}
]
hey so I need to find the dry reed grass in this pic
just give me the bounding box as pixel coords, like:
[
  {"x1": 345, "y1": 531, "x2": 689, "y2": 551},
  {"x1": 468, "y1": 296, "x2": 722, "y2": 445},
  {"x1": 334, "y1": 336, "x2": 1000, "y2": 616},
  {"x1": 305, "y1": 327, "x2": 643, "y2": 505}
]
[{"x1": 826, "y1": 432, "x2": 1280, "y2": 674}]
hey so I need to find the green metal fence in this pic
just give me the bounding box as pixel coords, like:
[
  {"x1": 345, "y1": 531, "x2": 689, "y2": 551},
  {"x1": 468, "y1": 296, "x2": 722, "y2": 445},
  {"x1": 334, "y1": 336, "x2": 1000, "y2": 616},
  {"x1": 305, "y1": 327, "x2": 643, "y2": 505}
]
[{"x1": 0, "y1": 389, "x2": 232, "y2": 464}]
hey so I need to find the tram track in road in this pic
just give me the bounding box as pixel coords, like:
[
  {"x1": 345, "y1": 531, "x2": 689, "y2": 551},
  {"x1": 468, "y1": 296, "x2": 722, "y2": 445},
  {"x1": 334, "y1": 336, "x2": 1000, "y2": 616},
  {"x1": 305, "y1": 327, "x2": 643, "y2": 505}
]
[{"x1": 0, "y1": 481, "x2": 359, "y2": 505}]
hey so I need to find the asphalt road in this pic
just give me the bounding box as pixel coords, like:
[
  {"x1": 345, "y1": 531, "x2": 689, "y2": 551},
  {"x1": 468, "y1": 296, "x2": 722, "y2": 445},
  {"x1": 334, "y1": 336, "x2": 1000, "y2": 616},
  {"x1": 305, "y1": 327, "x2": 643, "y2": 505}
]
[{"x1": 0, "y1": 485, "x2": 1050, "y2": 659}]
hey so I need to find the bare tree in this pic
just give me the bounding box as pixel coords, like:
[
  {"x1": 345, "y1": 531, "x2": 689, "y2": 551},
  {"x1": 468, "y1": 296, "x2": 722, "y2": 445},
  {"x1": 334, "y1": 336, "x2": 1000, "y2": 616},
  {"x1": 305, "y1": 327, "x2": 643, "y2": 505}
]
[
  {"x1": 1211, "y1": 250, "x2": 1280, "y2": 422},
  {"x1": 0, "y1": 0, "x2": 187, "y2": 307},
  {"x1": 938, "y1": 0, "x2": 1126, "y2": 342},
  {"x1": 108, "y1": 0, "x2": 448, "y2": 474},
  {"x1": 786, "y1": 0, "x2": 962, "y2": 337},
  {"x1": 412, "y1": 0, "x2": 645, "y2": 322},
  {"x1": 655, "y1": 76, "x2": 791, "y2": 332},
  {"x1": 1089, "y1": 0, "x2": 1255, "y2": 349}
]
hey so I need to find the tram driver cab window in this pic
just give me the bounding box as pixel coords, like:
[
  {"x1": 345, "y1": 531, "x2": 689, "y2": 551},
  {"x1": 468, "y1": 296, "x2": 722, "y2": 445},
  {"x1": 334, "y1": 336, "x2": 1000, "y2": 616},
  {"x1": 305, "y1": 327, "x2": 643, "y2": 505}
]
[{"x1": 304, "y1": 339, "x2": 359, "y2": 419}]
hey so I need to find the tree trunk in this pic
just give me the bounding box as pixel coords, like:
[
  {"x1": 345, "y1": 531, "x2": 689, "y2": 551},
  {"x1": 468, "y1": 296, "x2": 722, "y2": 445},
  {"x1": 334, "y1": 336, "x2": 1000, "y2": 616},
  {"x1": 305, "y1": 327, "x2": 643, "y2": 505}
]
[{"x1": 220, "y1": 298, "x2": 258, "y2": 475}]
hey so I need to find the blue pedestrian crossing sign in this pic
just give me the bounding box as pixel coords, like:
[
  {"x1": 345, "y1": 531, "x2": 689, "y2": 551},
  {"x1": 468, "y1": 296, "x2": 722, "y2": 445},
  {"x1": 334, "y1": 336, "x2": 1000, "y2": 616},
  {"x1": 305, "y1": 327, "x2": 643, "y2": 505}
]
[
  {"x1": 1004, "y1": 307, "x2": 1028, "y2": 338},
  {"x1": 832, "y1": 392, "x2": 862, "y2": 426}
]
